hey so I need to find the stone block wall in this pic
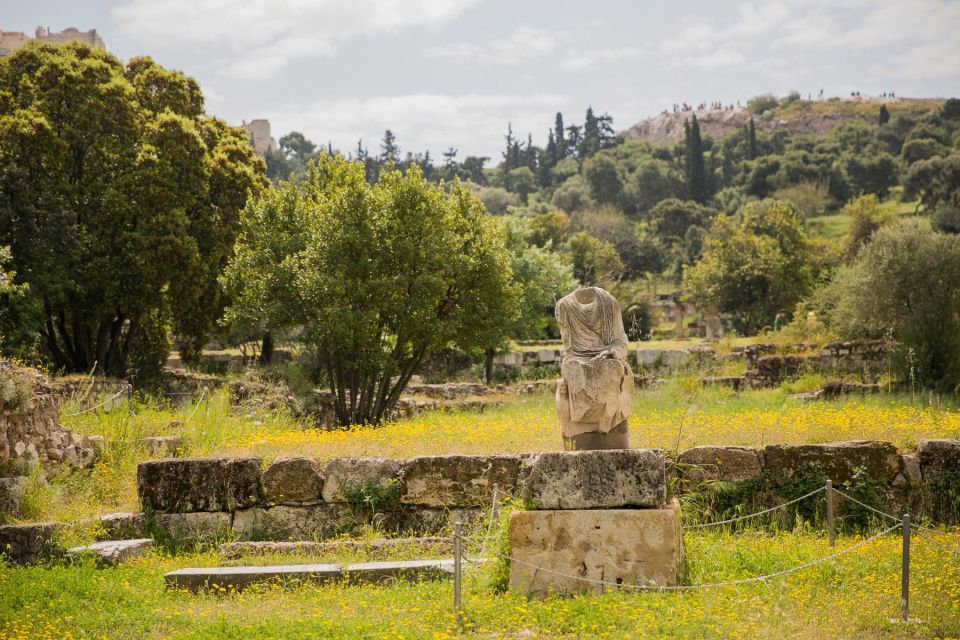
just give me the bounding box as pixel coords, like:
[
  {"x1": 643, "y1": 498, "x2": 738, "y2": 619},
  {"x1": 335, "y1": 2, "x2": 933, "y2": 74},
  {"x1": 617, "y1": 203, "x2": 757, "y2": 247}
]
[{"x1": 131, "y1": 438, "x2": 960, "y2": 545}]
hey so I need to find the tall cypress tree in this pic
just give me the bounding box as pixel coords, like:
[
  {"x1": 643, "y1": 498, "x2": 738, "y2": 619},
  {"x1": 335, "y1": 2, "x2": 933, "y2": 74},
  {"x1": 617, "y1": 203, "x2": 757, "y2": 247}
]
[
  {"x1": 554, "y1": 112, "x2": 567, "y2": 158},
  {"x1": 685, "y1": 115, "x2": 708, "y2": 203},
  {"x1": 879, "y1": 104, "x2": 890, "y2": 126},
  {"x1": 748, "y1": 117, "x2": 758, "y2": 160}
]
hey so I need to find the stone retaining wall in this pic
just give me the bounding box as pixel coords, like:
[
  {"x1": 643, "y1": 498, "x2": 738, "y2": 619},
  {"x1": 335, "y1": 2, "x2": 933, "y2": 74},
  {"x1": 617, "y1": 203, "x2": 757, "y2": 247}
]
[
  {"x1": 131, "y1": 438, "x2": 959, "y2": 545},
  {"x1": 1, "y1": 362, "x2": 101, "y2": 476}
]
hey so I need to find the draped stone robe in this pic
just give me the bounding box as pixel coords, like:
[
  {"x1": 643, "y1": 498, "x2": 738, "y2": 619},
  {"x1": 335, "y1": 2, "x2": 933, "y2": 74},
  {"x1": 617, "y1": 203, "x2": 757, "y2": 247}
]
[{"x1": 555, "y1": 287, "x2": 633, "y2": 439}]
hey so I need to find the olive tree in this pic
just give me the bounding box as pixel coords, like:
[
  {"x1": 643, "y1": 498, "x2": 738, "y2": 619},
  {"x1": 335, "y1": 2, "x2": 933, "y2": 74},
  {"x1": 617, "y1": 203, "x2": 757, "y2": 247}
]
[
  {"x1": 684, "y1": 200, "x2": 816, "y2": 334},
  {"x1": 224, "y1": 155, "x2": 519, "y2": 426},
  {"x1": 0, "y1": 42, "x2": 265, "y2": 376},
  {"x1": 823, "y1": 222, "x2": 960, "y2": 391}
]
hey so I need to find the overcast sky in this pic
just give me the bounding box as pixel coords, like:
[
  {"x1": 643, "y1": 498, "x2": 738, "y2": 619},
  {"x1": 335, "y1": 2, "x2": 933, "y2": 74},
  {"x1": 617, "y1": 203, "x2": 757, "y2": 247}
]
[{"x1": 6, "y1": 0, "x2": 960, "y2": 159}]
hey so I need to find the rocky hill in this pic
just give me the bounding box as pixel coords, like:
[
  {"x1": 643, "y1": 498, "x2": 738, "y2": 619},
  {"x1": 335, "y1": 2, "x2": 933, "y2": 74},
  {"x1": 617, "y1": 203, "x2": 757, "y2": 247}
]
[{"x1": 622, "y1": 97, "x2": 945, "y2": 145}]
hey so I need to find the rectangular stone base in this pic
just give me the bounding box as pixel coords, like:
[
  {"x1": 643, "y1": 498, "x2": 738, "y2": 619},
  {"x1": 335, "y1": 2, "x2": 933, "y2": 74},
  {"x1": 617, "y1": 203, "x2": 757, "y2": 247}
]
[{"x1": 509, "y1": 502, "x2": 684, "y2": 597}]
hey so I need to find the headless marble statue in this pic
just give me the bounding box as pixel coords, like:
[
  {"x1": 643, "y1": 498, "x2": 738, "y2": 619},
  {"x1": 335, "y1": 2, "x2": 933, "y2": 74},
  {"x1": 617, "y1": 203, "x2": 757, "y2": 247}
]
[{"x1": 555, "y1": 287, "x2": 633, "y2": 450}]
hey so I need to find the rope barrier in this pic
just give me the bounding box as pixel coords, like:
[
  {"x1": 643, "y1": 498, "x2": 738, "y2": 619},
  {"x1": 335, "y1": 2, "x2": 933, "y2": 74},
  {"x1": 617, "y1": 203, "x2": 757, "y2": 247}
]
[
  {"x1": 683, "y1": 486, "x2": 826, "y2": 529},
  {"x1": 830, "y1": 487, "x2": 901, "y2": 523},
  {"x1": 183, "y1": 390, "x2": 207, "y2": 423},
  {"x1": 63, "y1": 385, "x2": 131, "y2": 418},
  {"x1": 475, "y1": 523, "x2": 900, "y2": 591}
]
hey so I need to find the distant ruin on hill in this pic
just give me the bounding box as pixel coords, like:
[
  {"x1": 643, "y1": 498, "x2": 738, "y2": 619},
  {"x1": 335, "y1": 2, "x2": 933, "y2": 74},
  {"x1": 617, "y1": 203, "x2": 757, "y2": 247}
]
[{"x1": 0, "y1": 26, "x2": 106, "y2": 57}]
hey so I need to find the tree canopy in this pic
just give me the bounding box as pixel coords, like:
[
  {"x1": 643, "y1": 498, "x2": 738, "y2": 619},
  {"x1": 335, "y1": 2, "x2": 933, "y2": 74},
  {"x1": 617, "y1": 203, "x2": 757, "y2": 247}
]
[
  {"x1": 0, "y1": 42, "x2": 266, "y2": 377},
  {"x1": 224, "y1": 154, "x2": 519, "y2": 425}
]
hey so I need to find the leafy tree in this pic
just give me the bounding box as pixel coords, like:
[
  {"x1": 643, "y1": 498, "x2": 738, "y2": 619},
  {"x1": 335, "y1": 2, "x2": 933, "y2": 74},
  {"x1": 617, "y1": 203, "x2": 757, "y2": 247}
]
[
  {"x1": 475, "y1": 186, "x2": 519, "y2": 214},
  {"x1": 502, "y1": 166, "x2": 537, "y2": 201},
  {"x1": 942, "y1": 98, "x2": 960, "y2": 121},
  {"x1": 842, "y1": 152, "x2": 898, "y2": 198},
  {"x1": 460, "y1": 156, "x2": 489, "y2": 185},
  {"x1": 528, "y1": 210, "x2": 570, "y2": 248},
  {"x1": 0, "y1": 43, "x2": 265, "y2": 375},
  {"x1": 901, "y1": 138, "x2": 945, "y2": 164},
  {"x1": 554, "y1": 112, "x2": 568, "y2": 159},
  {"x1": 904, "y1": 154, "x2": 960, "y2": 212},
  {"x1": 684, "y1": 116, "x2": 708, "y2": 203},
  {"x1": 280, "y1": 131, "x2": 317, "y2": 162},
  {"x1": 582, "y1": 154, "x2": 624, "y2": 206},
  {"x1": 566, "y1": 231, "x2": 622, "y2": 284},
  {"x1": 844, "y1": 194, "x2": 895, "y2": 258},
  {"x1": 932, "y1": 204, "x2": 960, "y2": 234},
  {"x1": 551, "y1": 175, "x2": 594, "y2": 213},
  {"x1": 224, "y1": 156, "x2": 518, "y2": 425},
  {"x1": 822, "y1": 222, "x2": 960, "y2": 391},
  {"x1": 646, "y1": 198, "x2": 713, "y2": 243},
  {"x1": 684, "y1": 200, "x2": 815, "y2": 334},
  {"x1": 578, "y1": 107, "x2": 615, "y2": 158},
  {"x1": 748, "y1": 117, "x2": 758, "y2": 160}
]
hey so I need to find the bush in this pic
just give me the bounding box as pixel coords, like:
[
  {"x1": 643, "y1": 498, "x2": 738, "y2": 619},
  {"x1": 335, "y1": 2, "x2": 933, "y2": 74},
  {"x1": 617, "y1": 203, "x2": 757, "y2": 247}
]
[
  {"x1": 747, "y1": 94, "x2": 779, "y2": 115},
  {"x1": 823, "y1": 222, "x2": 960, "y2": 391},
  {"x1": 475, "y1": 186, "x2": 520, "y2": 214}
]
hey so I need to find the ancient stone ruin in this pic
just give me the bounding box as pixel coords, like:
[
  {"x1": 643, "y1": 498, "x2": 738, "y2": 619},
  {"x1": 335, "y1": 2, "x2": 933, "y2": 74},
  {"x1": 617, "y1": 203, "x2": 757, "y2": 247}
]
[{"x1": 0, "y1": 360, "x2": 101, "y2": 522}]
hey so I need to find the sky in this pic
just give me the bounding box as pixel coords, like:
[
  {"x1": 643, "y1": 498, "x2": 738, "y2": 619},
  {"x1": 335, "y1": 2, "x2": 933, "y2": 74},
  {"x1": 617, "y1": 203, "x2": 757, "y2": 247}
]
[{"x1": 4, "y1": 0, "x2": 960, "y2": 160}]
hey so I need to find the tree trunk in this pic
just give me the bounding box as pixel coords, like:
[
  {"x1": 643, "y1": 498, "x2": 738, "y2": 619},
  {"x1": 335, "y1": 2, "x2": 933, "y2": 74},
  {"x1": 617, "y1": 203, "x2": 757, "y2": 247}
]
[
  {"x1": 259, "y1": 331, "x2": 274, "y2": 366},
  {"x1": 485, "y1": 347, "x2": 495, "y2": 384}
]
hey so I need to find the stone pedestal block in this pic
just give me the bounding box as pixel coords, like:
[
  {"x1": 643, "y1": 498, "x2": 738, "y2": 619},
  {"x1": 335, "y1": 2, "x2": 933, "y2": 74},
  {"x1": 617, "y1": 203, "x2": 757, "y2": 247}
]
[
  {"x1": 521, "y1": 449, "x2": 665, "y2": 509},
  {"x1": 509, "y1": 503, "x2": 684, "y2": 597}
]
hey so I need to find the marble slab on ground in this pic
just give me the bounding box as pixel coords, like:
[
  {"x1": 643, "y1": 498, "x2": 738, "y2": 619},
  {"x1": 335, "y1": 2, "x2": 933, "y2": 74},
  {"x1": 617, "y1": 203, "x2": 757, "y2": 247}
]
[
  {"x1": 165, "y1": 558, "x2": 481, "y2": 592},
  {"x1": 67, "y1": 538, "x2": 154, "y2": 566}
]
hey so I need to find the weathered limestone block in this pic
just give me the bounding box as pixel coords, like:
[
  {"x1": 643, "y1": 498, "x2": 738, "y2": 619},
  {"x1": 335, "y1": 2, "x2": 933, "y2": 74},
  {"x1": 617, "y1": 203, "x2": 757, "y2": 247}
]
[
  {"x1": 322, "y1": 457, "x2": 405, "y2": 503},
  {"x1": 401, "y1": 455, "x2": 524, "y2": 507},
  {"x1": 96, "y1": 512, "x2": 147, "y2": 540},
  {"x1": 893, "y1": 454, "x2": 923, "y2": 488},
  {"x1": 536, "y1": 349, "x2": 558, "y2": 364},
  {"x1": 521, "y1": 449, "x2": 666, "y2": 509},
  {"x1": 917, "y1": 439, "x2": 960, "y2": 484},
  {"x1": 636, "y1": 349, "x2": 691, "y2": 368},
  {"x1": 0, "y1": 522, "x2": 61, "y2": 565},
  {"x1": 68, "y1": 538, "x2": 154, "y2": 566},
  {"x1": 678, "y1": 446, "x2": 763, "y2": 483},
  {"x1": 154, "y1": 512, "x2": 232, "y2": 542},
  {"x1": 232, "y1": 504, "x2": 351, "y2": 540},
  {"x1": 764, "y1": 441, "x2": 900, "y2": 485},
  {"x1": 509, "y1": 503, "x2": 684, "y2": 597},
  {"x1": 138, "y1": 457, "x2": 261, "y2": 512},
  {"x1": 0, "y1": 476, "x2": 26, "y2": 520},
  {"x1": 262, "y1": 457, "x2": 324, "y2": 505}
]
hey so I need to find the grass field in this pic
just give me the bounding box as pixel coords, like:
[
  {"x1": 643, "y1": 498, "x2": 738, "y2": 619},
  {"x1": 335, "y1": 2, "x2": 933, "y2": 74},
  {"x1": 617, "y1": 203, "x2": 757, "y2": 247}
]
[
  {"x1": 5, "y1": 379, "x2": 960, "y2": 639},
  {"x1": 2, "y1": 525, "x2": 959, "y2": 639}
]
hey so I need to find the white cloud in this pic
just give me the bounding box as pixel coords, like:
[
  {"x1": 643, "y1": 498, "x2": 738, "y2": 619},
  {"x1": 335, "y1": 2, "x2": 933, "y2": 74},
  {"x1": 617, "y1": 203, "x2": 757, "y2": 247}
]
[
  {"x1": 111, "y1": 0, "x2": 483, "y2": 78},
  {"x1": 425, "y1": 26, "x2": 557, "y2": 64},
  {"x1": 659, "y1": 0, "x2": 960, "y2": 83},
  {"x1": 267, "y1": 92, "x2": 567, "y2": 159},
  {"x1": 559, "y1": 47, "x2": 645, "y2": 71}
]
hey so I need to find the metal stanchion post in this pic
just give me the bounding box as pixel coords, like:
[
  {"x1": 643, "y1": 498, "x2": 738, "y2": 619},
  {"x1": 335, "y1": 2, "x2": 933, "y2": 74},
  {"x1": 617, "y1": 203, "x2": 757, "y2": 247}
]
[
  {"x1": 901, "y1": 513, "x2": 910, "y2": 622},
  {"x1": 826, "y1": 479, "x2": 835, "y2": 546},
  {"x1": 453, "y1": 521, "x2": 463, "y2": 613}
]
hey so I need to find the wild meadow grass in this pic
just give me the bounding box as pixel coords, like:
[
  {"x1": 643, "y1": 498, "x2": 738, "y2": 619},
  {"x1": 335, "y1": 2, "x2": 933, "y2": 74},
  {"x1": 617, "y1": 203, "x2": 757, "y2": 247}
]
[
  {"x1": 2, "y1": 382, "x2": 958, "y2": 639},
  {"x1": 1, "y1": 527, "x2": 959, "y2": 639}
]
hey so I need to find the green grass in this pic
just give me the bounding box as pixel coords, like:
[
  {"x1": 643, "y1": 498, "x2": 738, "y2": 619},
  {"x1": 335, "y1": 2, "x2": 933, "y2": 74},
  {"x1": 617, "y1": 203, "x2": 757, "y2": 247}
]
[{"x1": 1, "y1": 527, "x2": 958, "y2": 639}]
